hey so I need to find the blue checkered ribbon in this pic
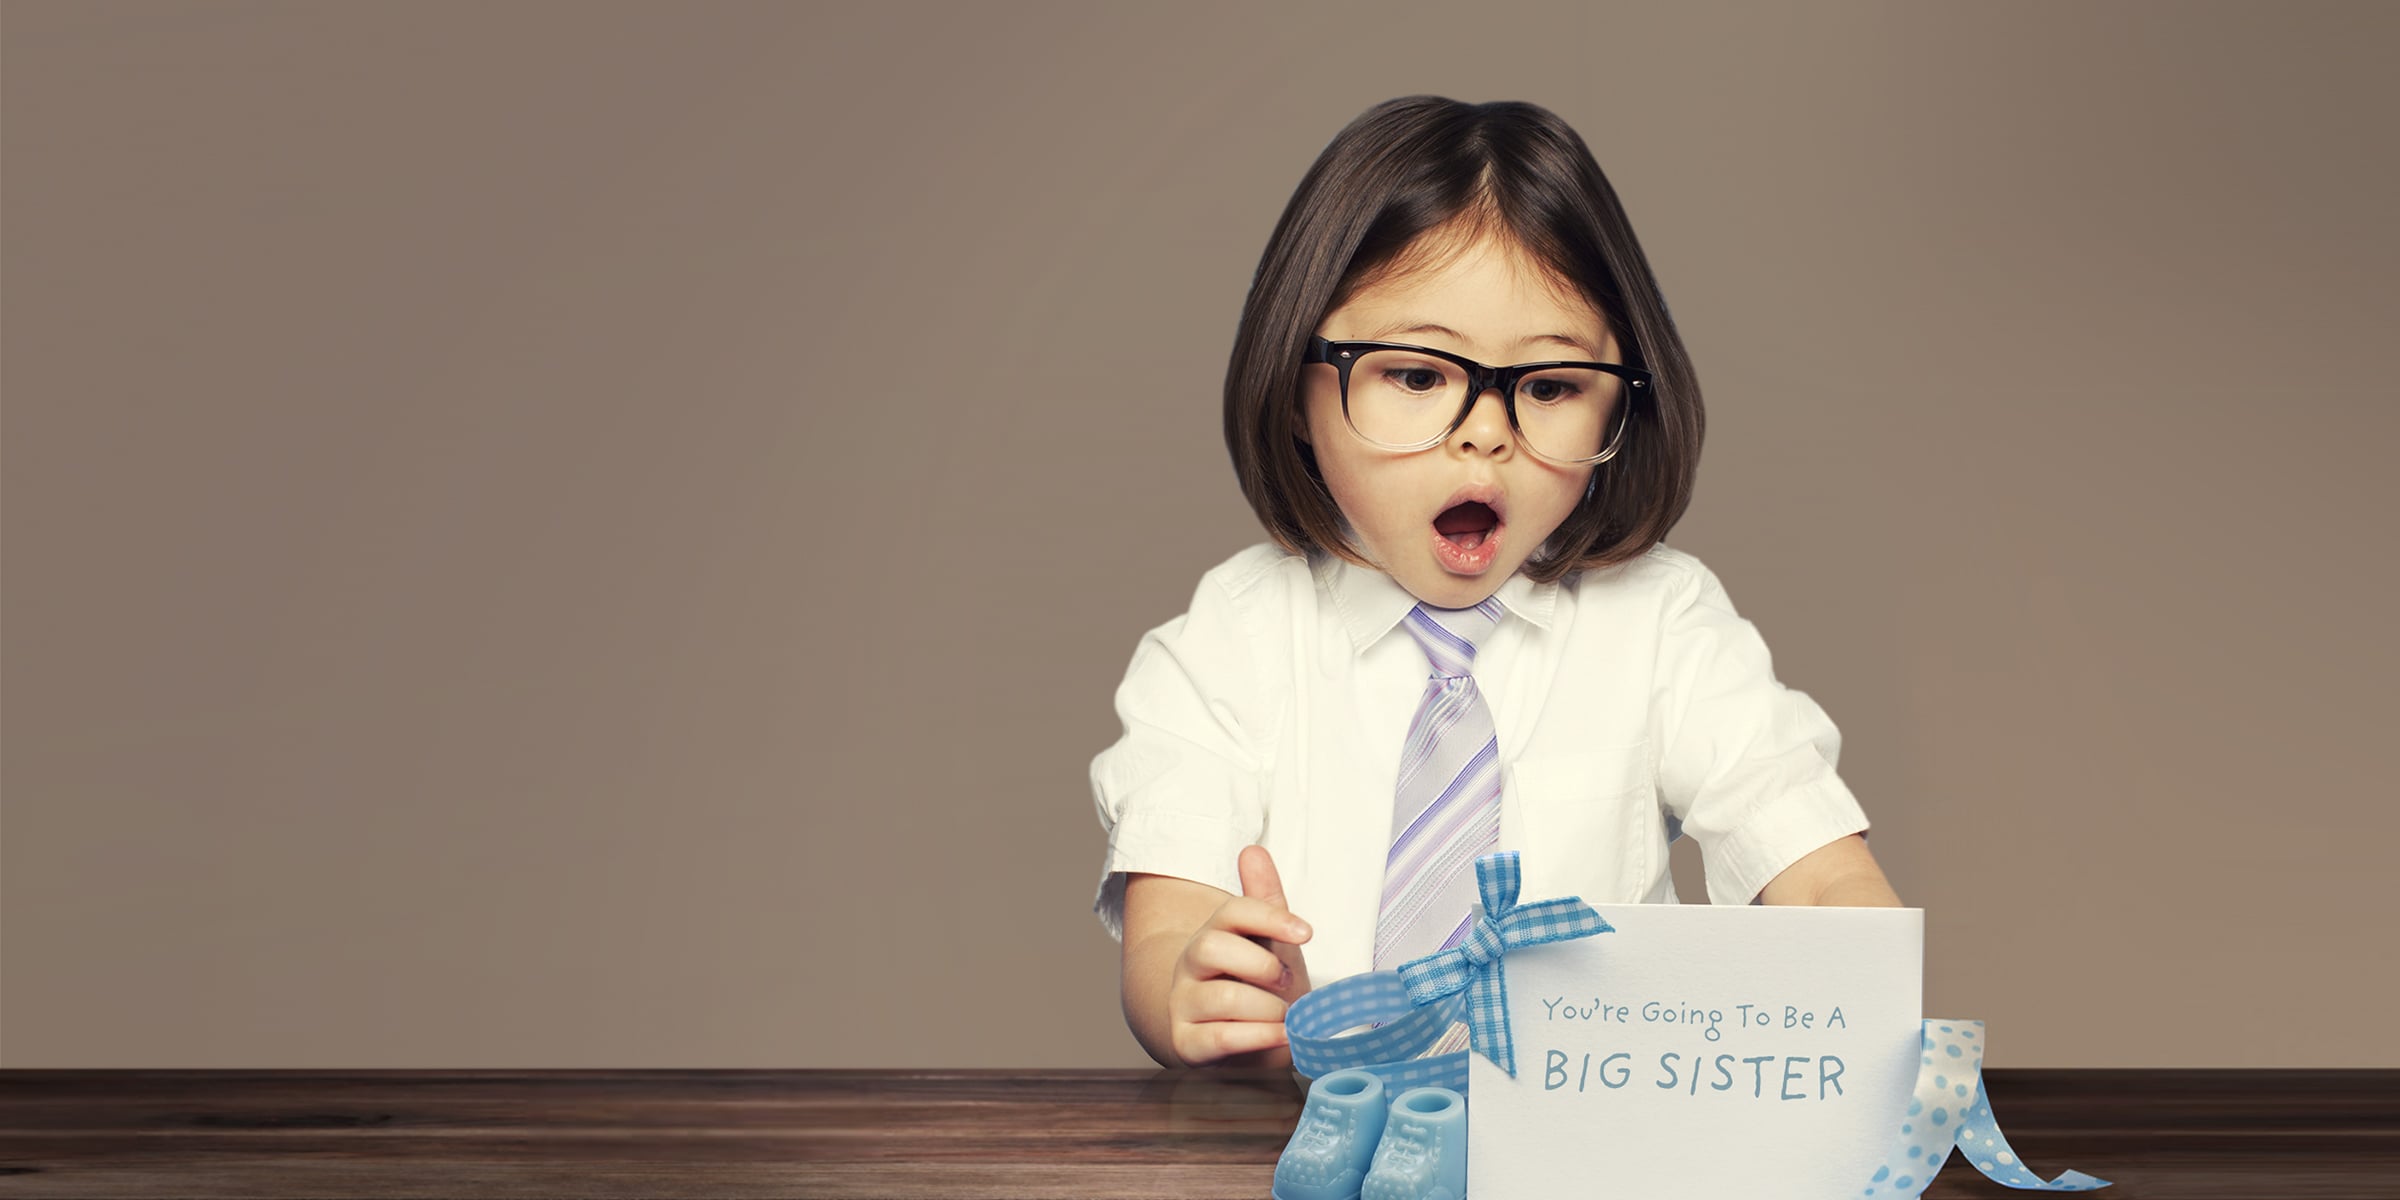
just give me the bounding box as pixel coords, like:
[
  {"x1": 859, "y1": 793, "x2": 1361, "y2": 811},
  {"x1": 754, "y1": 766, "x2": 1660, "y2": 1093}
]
[
  {"x1": 1284, "y1": 851, "x2": 1610, "y2": 1095},
  {"x1": 1284, "y1": 970, "x2": 1472, "y2": 1097},
  {"x1": 1393, "y1": 850, "x2": 1613, "y2": 1078}
]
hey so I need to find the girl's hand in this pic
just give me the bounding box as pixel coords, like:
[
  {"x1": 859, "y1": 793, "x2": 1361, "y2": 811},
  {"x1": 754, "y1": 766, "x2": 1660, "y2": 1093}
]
[{"x1": 1167, "y1": 844, "x2": 1315, "y2": 1067}]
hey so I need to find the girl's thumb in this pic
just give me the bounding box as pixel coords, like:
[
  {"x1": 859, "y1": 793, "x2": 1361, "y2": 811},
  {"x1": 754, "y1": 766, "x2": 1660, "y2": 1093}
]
[{"x1": 1237, "y1": 844, "x2": 1286, "y2": 909}]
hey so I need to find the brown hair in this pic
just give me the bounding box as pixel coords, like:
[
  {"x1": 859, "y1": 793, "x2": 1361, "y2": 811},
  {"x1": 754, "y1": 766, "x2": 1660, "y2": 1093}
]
[{"x1": 1223, "y1": 95, "x2": 1703, "y2": 582}]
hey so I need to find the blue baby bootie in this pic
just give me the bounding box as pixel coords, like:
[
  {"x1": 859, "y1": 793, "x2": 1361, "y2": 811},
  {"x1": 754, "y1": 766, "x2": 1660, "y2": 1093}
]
[
  {"x1": 1274, "y1": 1069, "x2": 1388, "y2": 1200},
  {"x1": 1363, "y1": 1086, "x2": 1467, "y2": 1200}
]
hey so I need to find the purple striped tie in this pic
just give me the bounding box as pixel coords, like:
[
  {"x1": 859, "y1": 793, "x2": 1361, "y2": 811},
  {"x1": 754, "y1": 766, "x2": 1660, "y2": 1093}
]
[{"x1": 1373, "y1": 598, "x2": 1505, "y2": 979}]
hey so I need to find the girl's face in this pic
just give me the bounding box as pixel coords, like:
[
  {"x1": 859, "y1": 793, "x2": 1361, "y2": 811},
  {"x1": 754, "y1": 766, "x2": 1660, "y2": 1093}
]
[{"x1": 1302, "y1": 230, "x2": 1618, "y2": 609}]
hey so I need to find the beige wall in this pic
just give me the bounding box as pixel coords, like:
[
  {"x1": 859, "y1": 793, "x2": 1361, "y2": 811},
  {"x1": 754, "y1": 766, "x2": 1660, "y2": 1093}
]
[{"x1": 4, "y1": 1, "x2": 2392, "y2": 1069}]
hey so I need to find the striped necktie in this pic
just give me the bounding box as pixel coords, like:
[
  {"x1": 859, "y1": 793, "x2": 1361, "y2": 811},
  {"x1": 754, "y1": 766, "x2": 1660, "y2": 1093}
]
[{"x1": 1373, "y1": 598, "x2": 1505, "y2": 974}]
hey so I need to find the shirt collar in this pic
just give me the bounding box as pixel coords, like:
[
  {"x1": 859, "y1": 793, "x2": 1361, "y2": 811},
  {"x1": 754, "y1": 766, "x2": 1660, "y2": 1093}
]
[{"x1": 1312, "y1": 547, "x2": 1559, "y2": 653}]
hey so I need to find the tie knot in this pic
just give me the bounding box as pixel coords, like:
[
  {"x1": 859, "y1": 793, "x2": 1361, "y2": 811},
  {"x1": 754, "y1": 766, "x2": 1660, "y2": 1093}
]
[{"x1": 1402, "y1": 599, "x2": 1503, "y2": 679}]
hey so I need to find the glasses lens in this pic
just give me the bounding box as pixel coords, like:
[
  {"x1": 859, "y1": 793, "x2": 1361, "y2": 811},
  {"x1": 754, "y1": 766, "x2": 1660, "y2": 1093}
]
[
  {"x1": 1343, "y1": 349, "x2": 1468, "y2": 447},
  {"x1": 1512, "y1": 366, "x2": 1621, "y2": 461},
  {"x1": 1344, "y1": 349, "x2": 1624, "y2": 461}
]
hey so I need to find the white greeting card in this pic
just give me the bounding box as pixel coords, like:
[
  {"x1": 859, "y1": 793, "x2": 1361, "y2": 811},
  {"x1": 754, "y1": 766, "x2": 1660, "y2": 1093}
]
[{"x1": 1468, "y1": 904, "x2": 1923, "y2": 1197}]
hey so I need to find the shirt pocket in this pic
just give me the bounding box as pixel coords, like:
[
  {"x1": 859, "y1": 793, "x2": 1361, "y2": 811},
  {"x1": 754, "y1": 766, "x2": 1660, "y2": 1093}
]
[{"x1": 1503, "y1": 739, "x2": 1660, "y2": 905}]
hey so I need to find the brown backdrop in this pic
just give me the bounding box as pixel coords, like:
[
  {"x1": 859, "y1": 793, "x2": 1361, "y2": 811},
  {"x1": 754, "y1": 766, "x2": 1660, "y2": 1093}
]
[{"x1": 4, "y1": 1, "x2": 2393, "y2": 1069}]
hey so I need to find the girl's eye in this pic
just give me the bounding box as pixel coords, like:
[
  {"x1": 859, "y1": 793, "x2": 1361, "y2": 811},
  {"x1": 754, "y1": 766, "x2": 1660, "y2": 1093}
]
[
  {"x1": 1523, "y1": 378, "x2": 1582, "y2": 404},
  {"x1": 1383, "y1": 367, "x2": 1446, "y2": 394}
]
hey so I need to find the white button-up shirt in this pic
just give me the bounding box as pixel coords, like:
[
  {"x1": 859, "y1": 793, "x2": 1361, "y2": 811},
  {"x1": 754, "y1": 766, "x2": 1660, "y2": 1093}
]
[{"x1": 1089, "y1": 541, "x2": 1871, "y2": 987}]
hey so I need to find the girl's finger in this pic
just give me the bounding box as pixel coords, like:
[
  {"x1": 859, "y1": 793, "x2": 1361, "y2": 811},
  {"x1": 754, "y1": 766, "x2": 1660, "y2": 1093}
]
[
  {"x1": 1187, "y1": 928, "x2": 1291, "y2": 990},
  {"x1": 1210, "y1": 896, "x2": 1313, "y2": 945},
  {"x1": 1181, "y1": 977, "x2": 1291, "y2": 1025},
  {"x1": 1175, "y1": 1016, "x2": 1290, "y2": 1066}
]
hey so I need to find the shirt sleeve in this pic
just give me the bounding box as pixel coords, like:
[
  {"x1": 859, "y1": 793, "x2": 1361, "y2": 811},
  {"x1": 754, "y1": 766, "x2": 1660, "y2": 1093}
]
[
  {"x1": 1652, "y1": 556, "x2": 1871, "y2": 907},
  {"x1": 1089, "y1": 568, "x2": 1273, "y2": 942}
]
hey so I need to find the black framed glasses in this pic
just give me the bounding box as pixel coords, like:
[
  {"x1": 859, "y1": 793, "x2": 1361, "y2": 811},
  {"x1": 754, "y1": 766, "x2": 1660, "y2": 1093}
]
[{"x1": 1303, "y1": 334, "x2": 1651, "y2": 465}]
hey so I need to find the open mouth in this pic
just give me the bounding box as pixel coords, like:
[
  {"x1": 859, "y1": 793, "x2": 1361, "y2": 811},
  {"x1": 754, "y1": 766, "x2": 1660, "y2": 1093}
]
[
  {"x1": 1434, "y1": 500, "x2": 1499, "y2": 550},
  {"x1": 1430, "y1": 496, "x2": 1504, "y2": 575}
]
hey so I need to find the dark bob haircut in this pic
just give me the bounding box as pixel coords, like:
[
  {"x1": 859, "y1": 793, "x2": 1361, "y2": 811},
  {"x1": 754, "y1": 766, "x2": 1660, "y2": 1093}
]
[{"x1": 1223, "y1": 95, "x2": 1703, "y2": 583}]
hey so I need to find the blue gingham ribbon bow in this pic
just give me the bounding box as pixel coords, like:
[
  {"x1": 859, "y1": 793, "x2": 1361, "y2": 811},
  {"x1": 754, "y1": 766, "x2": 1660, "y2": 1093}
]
[
  {"x1": 1393, "y1": 850, "x2": 1613, "y2": 1078},
  {"x1": 1284, "y1": 852, "x2": 1609, "y2": 1097}
]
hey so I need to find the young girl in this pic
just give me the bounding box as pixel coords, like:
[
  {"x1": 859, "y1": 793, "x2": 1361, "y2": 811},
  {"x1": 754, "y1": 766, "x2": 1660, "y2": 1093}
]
[{"x1": 1090, "y1": 95, "x2": 1902, "y2": 1073}]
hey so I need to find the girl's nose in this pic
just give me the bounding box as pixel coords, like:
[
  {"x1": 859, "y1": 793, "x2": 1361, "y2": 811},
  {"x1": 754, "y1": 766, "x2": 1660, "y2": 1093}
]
[{"x1": 1451, "y1": 388, "x2": 1513, "y2": 455}]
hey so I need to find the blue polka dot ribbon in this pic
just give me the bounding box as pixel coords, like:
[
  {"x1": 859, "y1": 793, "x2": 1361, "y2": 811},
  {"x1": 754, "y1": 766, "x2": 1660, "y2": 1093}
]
[
  {"x1": 1285, "y1": 851, "x2": 1612, "y2": 1096},
  {"x1": 1862, "y1": 1020, "x2": 2111, "y2": 1194}
]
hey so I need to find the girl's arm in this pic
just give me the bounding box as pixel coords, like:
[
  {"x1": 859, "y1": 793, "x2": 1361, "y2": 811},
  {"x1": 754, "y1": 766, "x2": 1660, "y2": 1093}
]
[
  {"x1": 1754, "y1": 833, "x2": 1903, "y2": 907},
  {"x1": 1120, "y1": 848, "x2": 1314, "y2": 1070},
  {"x1": 1122, "y1": 873, "x2": 1245, "y2": 1068},
  {"x1": 1650, "y1": 553, "x2": 1894, "y2": 908}
]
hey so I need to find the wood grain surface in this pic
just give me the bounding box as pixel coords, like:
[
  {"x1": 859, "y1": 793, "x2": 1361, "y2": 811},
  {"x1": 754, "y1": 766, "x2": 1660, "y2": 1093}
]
[{"x1": 0, "y1": 1069, "x2": 2393, "y2": 1198}]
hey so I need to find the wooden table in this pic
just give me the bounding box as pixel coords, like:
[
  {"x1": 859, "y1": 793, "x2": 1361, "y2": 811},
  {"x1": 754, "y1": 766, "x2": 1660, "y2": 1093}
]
[{"x1": 1, "y1": 1069, "x2": 2394, "y2": 1198}]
